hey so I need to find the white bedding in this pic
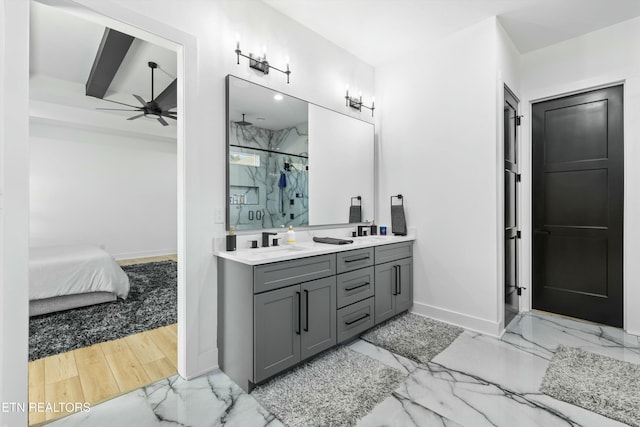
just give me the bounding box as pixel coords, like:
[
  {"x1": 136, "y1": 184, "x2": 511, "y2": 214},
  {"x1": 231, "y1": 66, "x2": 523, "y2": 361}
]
[{"x1": 29, "y1": 245, "x2": 130, "y2": 301}]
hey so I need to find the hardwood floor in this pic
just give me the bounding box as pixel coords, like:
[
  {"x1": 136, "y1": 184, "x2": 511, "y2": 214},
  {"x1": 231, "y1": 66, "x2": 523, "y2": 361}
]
[
  {"x1": 28, "y1": 324, "x2": 177, "y2": 426},
  {"x1": 117, "y1": 254, "x2": 178, "y2": 266},
  {"x1": 29, "y1": 255, "x2": 178, "y2": 426}
]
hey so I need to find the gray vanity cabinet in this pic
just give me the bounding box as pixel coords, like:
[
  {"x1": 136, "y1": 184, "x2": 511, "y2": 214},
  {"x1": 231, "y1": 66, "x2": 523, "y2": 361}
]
[
  {"x1": 300, "y1": 277, "x2": 337, "y2": 359},
  {"x1": 374, "y1": 243, "x2": 413, "y2": 325},
  {"x1": 254, "y1": 276, "x2": 336, "y2": 383},
  {"x1": 218, "y1": 241, "x2": 412, "y2": 392},
  {"x1": 254, "y1": 285, "x2": 301, "y2": 382}
]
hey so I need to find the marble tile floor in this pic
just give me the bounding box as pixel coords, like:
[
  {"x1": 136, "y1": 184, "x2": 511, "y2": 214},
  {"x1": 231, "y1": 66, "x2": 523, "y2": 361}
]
[{"x1": 47, "y1": 311, "x2": 639, "y2": 427}]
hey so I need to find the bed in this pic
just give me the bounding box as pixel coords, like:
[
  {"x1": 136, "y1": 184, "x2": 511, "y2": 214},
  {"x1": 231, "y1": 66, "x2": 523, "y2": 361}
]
[{"x1": 29, "y1": 245, "x2": 130, "y2": 316}]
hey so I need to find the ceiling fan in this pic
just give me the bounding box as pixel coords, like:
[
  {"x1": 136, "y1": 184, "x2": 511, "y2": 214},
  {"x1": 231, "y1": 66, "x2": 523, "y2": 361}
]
[{"x1": 97, "y1": 61, "x2": 177, "y2": 126}]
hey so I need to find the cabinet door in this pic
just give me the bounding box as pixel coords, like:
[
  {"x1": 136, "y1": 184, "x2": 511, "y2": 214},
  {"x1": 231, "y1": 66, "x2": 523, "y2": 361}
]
[
  {"x1": 374, "y1": 262, "x2": 396, "y2": 324},
  {"x1": 254, "y1": 285, "x2": 301, "y2": 383},
  {"x1": 300, "y1": 277, "x2": 337, "y2": 360},
  {"x1": 395, "y1": 257, "x2": 413, "y2": 314}
]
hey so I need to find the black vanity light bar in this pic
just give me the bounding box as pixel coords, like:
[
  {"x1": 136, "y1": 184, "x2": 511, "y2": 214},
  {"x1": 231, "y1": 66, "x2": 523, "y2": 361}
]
[{"x1": 235, "y1": 38, "x2": 291, "y2": 84}]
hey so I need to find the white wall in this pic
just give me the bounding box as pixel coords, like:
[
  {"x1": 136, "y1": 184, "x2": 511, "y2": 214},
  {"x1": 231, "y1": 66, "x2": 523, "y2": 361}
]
[
  {"x1": 0, "y1": 1, "x2": 29, "y2": 425},
  {"x1": 521, "y1": 16, "x2": 640, "y2": 335},
  {"x1": 1, "y1": 1, "x2": 374, "y2": 421},
  {"x1": 376, "y1": 17, "x2": 502, "y2": 335},
  {"x1": 29, "y1": 121, "x2": 177, "y2": 259}
]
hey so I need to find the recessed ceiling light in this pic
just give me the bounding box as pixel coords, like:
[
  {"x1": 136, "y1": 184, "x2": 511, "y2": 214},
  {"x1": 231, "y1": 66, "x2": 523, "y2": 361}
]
[{"x1": 274, "y1": 93, "x2": 283, "y2": 101}]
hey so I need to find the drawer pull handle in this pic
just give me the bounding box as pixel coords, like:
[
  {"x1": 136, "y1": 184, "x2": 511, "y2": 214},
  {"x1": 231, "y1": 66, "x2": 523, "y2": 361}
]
[
  {"x1": 344, "y1": 256, "x2": 370, "y2": 263},
  {"x1": 345, "y1": 313, "x2": 370, "y2": 326},
  {"x1": 344, "y1": 282, "x2": 370, "y2": 292}
]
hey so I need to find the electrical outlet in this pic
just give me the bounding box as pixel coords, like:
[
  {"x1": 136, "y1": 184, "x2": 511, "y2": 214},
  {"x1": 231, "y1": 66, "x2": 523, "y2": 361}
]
[{"x1": 215, "y1": 208, "x2": 224, "y2": 223}]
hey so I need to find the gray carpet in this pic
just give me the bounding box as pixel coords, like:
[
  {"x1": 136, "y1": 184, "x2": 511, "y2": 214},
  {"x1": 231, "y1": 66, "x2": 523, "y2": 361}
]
[
  {"x1": 361, "y1": 313, "x2": 464, "y2": 364},
  {"x1": 29, "y1": 260, "x2": 177, "y2": 361},
  {"x1": 251, "y1": 346, "x2": 405, "y2": 427},
  {"x1": 540, "y1": 345, "x2": 640, "y2": 427}
]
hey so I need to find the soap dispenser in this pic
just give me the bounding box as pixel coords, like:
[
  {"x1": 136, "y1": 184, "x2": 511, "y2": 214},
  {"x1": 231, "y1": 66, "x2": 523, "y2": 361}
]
[
  {"x1": 286, "y1": 225, "x2": 296, "y2": 244},
  {"x1": 226, "y1": 226, "x2": 237, "y2": 251}
]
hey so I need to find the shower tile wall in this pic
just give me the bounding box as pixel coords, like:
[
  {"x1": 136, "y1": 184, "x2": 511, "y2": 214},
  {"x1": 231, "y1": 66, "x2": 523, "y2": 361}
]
[{"x1": 229, "y1": 122, "x2": 308, "y2": 230}]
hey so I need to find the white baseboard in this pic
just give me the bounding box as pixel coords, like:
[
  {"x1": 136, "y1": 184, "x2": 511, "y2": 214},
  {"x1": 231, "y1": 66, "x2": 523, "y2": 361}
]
[
  {"x1": 179, "y1": 347, "x2": 219, "y2": 380},
  {"x1": 113, "y1": 248, "x2": 177, "y2": 261},
  {"x1": 411, "y1": 301, "x2": 503, "y2": 337}
]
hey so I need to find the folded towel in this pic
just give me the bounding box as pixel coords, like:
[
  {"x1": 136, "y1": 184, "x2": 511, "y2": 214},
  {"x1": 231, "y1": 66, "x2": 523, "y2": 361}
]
[
  {"x1": 278, "y1": 172, "x2": 287, "y2": 188},
  {"x1": 349, "y1": 205, "x2": 362, "y2": 223},
  {"x1": 313, "y1": 237, "x2": 354, "y2": 245},
  {"x1": 391, "y1": 204, "x2": 407, "y2": 236}
]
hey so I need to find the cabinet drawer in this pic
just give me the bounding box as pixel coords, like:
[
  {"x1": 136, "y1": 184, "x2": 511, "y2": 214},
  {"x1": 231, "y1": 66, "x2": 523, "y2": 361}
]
[
  {"x1": 336, "y1": 247, "x2": 374, "y2": 274},
  {"x1": 336, "y1": 297, "x2": 374, "y2": 343},
  {"x1": 374, "y1": 242, "x2": 413, "y2": 264},
  {"x1": 337, "y1": 267, "x2": 374, "y2": 309},
  {"x1": 254, "y1": 254, "x2": 336, "y2": 294}
]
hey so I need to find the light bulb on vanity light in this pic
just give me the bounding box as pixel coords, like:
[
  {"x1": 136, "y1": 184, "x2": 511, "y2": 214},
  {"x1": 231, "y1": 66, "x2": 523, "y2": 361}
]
[{"x1": 235, "y1": 33, "x2": 240, "y2": 50}]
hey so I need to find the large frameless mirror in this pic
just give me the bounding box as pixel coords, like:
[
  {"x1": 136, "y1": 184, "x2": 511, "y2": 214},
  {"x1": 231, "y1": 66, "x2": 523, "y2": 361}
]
[{"x1": 226, "y1": 75, "x2": 374, "y2": 231}]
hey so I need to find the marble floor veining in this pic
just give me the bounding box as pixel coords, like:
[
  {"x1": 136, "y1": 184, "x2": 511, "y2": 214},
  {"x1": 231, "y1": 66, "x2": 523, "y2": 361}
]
[{"x1": 46, "y1": 311, "x2": 640, "y2": 427}]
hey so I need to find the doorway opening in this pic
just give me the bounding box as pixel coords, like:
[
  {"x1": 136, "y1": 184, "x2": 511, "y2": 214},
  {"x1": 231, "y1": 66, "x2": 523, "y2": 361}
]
[
  {"x1": 531, "y1": 85, "x2": 624, "y2": 327},
  {"x1": 28, "y1": 2, "x2": 180, "y2": 424}
]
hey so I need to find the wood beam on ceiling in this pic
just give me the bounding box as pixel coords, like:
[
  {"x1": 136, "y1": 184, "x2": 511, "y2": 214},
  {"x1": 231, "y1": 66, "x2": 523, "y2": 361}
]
[{"x1": 85, "y1": 28, "x2": 134, "y2": 99}]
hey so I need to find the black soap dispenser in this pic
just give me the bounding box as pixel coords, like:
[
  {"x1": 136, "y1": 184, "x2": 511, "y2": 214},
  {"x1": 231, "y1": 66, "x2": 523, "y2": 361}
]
[
  {"x1": 226, "y1": 226, "x2": 237, "y2": 251},
  {"x1": 370, "y1": 220, "x2": 378, "y2": 236}
]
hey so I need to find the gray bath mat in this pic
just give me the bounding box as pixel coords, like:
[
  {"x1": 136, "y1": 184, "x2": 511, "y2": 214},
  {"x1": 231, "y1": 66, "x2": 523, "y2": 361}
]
[
  {"x1": 540, "y1": 345, "x2": 640, "y2": 427},
  {"x1": 251, "y1": 346, "x2": 405, "y2": 427},
  {"x1": 361, "y1": 313, "x2": 463, "y2": 364}
]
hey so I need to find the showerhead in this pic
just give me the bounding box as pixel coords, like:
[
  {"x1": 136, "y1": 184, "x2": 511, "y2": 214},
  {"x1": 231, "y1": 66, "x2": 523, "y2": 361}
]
[{"x1": 235, "y1": 113, "x2": 252, "y2": 126}]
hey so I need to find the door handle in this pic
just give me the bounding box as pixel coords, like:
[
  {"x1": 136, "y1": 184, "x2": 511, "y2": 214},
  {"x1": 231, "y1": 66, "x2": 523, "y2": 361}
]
[
  {"x1": 398, "y1": 264, "x2": 402, "y2": 295},
  {"x1": 295, "y1": 291, "x2": 301, "y2": 335},
  {"x1": 392, "y1": 265, "x2": 398, "y2": 295},
  {"x1": 304, "y1": 289, "x2": 309, "y2": 332},
  {"x1": 345, "y1": 282, "x2": 370, "y2": 291}
]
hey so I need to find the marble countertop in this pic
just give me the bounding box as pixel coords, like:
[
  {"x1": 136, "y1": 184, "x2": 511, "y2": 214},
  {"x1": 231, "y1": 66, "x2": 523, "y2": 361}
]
[{"x1": 215, "y1": 233, "x2": 416, "y2": 266}]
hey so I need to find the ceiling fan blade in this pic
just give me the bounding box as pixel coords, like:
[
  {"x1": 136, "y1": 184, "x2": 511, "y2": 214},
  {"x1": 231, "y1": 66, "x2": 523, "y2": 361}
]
[
  {"x1": 157, "y1": 116, "x2": 169, "y2": 126},
  {"x1": 96, "y1": 108, "x2": 140, "y2": 111},
  {"x1": 133, "y1": 94, "x2": 147, "y2": 107},
  {"x1": 100, "y1": 98, "x2": 141, "y2": 109},
  {"x1": 161, "y1": 111, "x2": 177, "y2": 119},
  {"x1": 127, "y1": 113, "x2": 145, "y2": 121},
  {"x1": 154, "y1": 79, "x2": 177, "y2": 111}
]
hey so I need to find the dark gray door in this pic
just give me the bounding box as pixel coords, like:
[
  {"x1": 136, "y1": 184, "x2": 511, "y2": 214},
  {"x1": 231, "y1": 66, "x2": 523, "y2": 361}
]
[
  {"x1": 504, "y1": 86, "x2": 520, "y2": 326},
  {"x1": 254, "y1": 285, "x2": 301, "y2": 382},
  {"x1": 532, "y1": 85, "x2": 623, "y2": 327},
  {"x1": 395, "y1": 257, "x2": 413, "y2": 313},
  {"x1": 300, "y1": 277, "x2": 337, "y2": 360},
  {"x1": 374, "y1": 262, "x2": 396, "y2": 324}
]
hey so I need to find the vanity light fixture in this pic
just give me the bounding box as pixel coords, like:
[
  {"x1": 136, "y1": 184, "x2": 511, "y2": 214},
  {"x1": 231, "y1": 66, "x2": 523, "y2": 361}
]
[
  {"x1": 345, "y1": 85, "x2": 375, "y2": 117},
  {"x1": 235, "y1": 35, "x2": 291, "y2": 83}
]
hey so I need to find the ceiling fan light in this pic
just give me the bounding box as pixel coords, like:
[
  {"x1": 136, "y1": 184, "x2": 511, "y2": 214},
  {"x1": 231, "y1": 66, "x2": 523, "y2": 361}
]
[{"x1": 144, "y1": 112, "x2": 161, "y2": 119}]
